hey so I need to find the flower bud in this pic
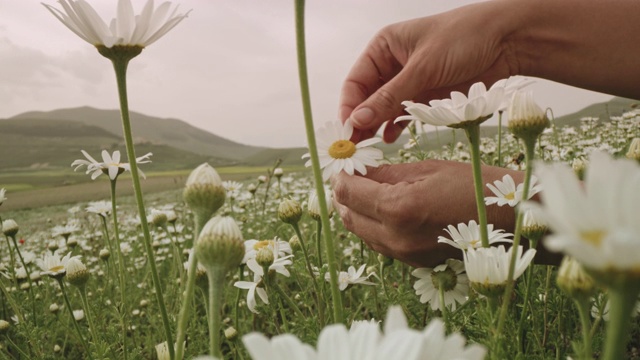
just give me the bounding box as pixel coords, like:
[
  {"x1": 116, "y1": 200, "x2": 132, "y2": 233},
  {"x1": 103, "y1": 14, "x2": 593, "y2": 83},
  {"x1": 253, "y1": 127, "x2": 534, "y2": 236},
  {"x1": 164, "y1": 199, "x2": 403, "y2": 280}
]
[
  {"x1": 67, "y1": 238, "x2": 78, "y2": 249},
  {"x1": 273, "y1": 168, "x2": 283, "y2": 179},
  {"x1": 49, "y1": 303, "x2": 60, "y2": 314},
  {"x1": 255, "y1": 248, "x2": 274, "y2": 268},
  {"x1": 54, "y1": 344, "x2": 61, "y2": 353},
  {"x1": 2, "y1": 219, "x2": 18, "y2": 238},
  {"x1": 288, "y1": 235, "x2": 301, "y2": 252},
  {"x1": 626, "y1": 138, "x2": 640, "y2": 162},
  {"x1": 99, "y1": 248, "x2": 111, "y2": 261},
  {"x1": 278, "y1": 199, "x2": 302, "y2": 225},
  {"x1": 307, "y1": 189, "x2": 333, "y2": 221},
  {"x1": 572, "y1": 157, "x2": 588, "y2": 181},
  {"x1": 224, "y1": 326, "x2": 238, "y2": 340},
  {"x1": 257, "y1": 175, "x2": 267, "y2": 184},
  {"x1": 508, "y1": 91, "x2": 549, "y2": 140},
  {"x1": 183, "y1": 163, "x2": 226, "y2": 219},
  {"x1": 150, "y1": 209, "x2": 168, "y2": 228},
  {"x1": 247, "y1": 183, "x2": 257, "y2": 195},
  {"x1": 521, "y1": 209, "x2": 548, "y2": 242},
  {"x1": 48, "y1": 241, "x2": 59, "y2": 252},
  {"x1": 378, "y1": 253, "x2": 394, "y2": 267},
  {"x1": 196, "y1": 216, "x2": 245, "y2": 272},
  {"x1": 66, "y1": 258, "x2": 90, "y2": 288},
  {"x1": 0, "y1": 320, "x2": 9, "y2": 333},
  {"x1": 556, "y1": 257, "x2": 596, "y2": 300}
]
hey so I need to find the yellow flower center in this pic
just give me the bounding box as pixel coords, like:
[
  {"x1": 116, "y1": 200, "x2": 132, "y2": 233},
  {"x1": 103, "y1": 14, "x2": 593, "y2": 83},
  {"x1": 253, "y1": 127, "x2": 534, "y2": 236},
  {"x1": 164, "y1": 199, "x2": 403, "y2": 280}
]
[
  {"x1": 505, "y1": 192, "x2": 515, "y2": 200},
  {"x1": 580, "y1": 230, "x2": 605, "y2": 246},
  {"x1": 49, "y1": 265, "x2": 65, "y2": 273},
  {"x1": 253, "y1": 240, "x2": 274, "y2": 250},
  {"x1": 328, "y1": 140, "x2": 356, "y2": 159}
]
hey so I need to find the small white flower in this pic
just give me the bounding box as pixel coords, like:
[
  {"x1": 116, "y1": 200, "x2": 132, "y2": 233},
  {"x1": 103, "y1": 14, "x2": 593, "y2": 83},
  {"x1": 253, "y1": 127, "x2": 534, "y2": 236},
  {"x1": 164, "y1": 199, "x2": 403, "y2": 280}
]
[
  {"x1": 325, "y1": 264, "x2": 375, "y2": 291},
  {"x1": 43, "y1": 0, "x2": 190, "y2": 48},
  {"x1": 242, "y1": 238, "x2": 292, "y2": 265},
  {"x1": 485, "y1": 174, "x2": 542, "y2": 207},
  {"x1": 36, "y1": 251, "x2": 80, "y2": 278},
  {"x1": 73, "y1": 309, "x2": 84, "y2": 321},
  {"x1": 437, "y1": 220, "x2": 512, "y2": 250},
  {"x1": 72, "y1": 150, "x2": 152, "y2": 180},
  {"x1": 464, "y1": 245, "x2": 536, "y2": 288},
  {"x1": 86, "y1": 201, "x2": 113, "y2": 217},
  {"x1": 234, "y1": 273, "x2": 269, "y2": 314},
  {"x1": 412, "y1": 259, "x2": 469, "y2": 311},
  {"x1": 302, "y1": 120, "x2": 383, "y2": 181}
]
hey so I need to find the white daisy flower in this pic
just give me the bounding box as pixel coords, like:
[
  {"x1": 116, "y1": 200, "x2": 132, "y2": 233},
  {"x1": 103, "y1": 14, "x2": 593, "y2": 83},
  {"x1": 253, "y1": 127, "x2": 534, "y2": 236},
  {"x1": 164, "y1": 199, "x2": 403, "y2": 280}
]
[
  {"x1": 234, "y1": 274, "x2": 269, "y2": 314},
  {"x1": 485, "y1": 174, "x2": 542, "y2": 207},
  {"x1": 86, "y1": 201, "x2": 113, "y2": 217},
  {"x1": 412, "y1": 259, "x2": 469, "y2": 311},
  {"x1": 396, "y1": 78, "x2": 514, "y2": 128},
  {"x1": 37, "y1": 251, "x2": 81, "y2": 278},
  {"x1": 325, "y1": 264, "x2": 375, "y2": 291},
  {"x1": 52, "y1": 223, "x2": 80, "y2": 239},
  {"x1": 43, "y1": 0, "x2": 190, "y2": 48},
  {"x1": 437, "y1": 220, "x2": 513, "y2": 250},
  {"x1": 527, "y1": 151, "x2": 640, "y2": 275},
  {"x1": 242, "y1": 305, "x2": 486, "y2": 360},
  {"x1": 72, "y1": 150, "x2": 152, "y2": 180},
  {"x1": 464, "y1": 245, "x2": 536, "y2": 296},
  {"x1": 302, "y1": 120, "x2": 383, "y2": 181},
  {"x1": 242, "y1": 238, "x2": 292, "y2": 265}
]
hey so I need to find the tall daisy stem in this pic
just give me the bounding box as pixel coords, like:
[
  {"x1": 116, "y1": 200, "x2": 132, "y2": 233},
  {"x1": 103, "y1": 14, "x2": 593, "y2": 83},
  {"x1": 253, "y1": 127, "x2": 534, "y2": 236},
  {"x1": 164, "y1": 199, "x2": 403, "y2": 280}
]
[
  {"x1": 9, "y1": 235, "x2": 37, "y2": 326},
  {"x1": 602, "y1": 283, "x2": 640, "y2": 360},
  {"x1": 574, "y1": 296, "x2": 593, "y2": 360},
  {"x1": 109, "y1": 179, "x2": 129, "y2": 360},
  {"x1": 291, "y1": 223, "x2": 324, "y2": 325},
  {"x1": 175, "y1": 215, "x2": 207, "y2": 360},
  {"x1": 207, "y1": 269, "x2": 225, "y2": 358},
  {"x1": 294, "y1": 0, "x2": 344, "y2": 324},
  {"x1": 57, "y1": 279, "x2": 93, "y2": 359},
  {"x1": 110, "y1": 56, "x2": 174, "y2": 360},
  {"x1": 497, "y1": 111, "x2": 504, "y2": 167},
  {"x1": 463, "y1": 124, "x2": 490, "y2": 248},
  {"x1": 496, "y1": 136, "x2": 536, "y2": 339}
]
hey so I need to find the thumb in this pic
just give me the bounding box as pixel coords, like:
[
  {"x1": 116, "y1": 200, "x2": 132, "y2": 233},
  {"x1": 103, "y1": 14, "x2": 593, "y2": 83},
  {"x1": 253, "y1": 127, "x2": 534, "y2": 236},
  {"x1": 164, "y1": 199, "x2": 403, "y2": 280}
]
[{"x1": 349, "y1": 61, "x2": 425, "y2": 132}]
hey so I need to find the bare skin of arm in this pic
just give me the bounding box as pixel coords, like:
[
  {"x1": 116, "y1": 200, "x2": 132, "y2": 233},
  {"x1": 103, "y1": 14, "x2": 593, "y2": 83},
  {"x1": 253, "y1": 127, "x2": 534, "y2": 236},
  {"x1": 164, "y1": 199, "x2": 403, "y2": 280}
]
[{"x1": 333, "y1": 0, "x2": 640, "y2": 267}]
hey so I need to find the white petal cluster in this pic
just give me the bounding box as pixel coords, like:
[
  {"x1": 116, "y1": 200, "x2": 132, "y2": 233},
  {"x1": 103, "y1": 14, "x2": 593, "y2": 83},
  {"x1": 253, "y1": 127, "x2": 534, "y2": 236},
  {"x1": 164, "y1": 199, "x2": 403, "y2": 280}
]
[
  {"x1": 302, "y1": 120, "x2": 383, "y2": 181},
  {"x1": 437, "y1": 220, "x2": 512, "y2": 250},
  {"x1": 464, "y1": 245, "x2": 536, "y2": 286},
  {"x1": 485, "y1": 174, "x2": 542, "y2": 207},
  {"x1": 43, "y1": 0, "x2": 189, "y2": 48},
  {"x1": 72, "y1": 150, "x2": 152, "y2": 180},
  {"x1": 37, "y1": 251, "x2": 81, "y2": 277},
  {"x1": 528, "y1": 151, "x2": 640, "y2": 273},
  {"x1": 242, "y1": 306, "x2": 486, "y2": 360},
  {"x1": 396, "y1": 77, "x2": 531, "y2": 127},
  {"x1": 412, "y1": 259, "x2": 469, "y2": 311},
  {"x1": 325, "y1": 264, "x2": 375, "y2": 291}
]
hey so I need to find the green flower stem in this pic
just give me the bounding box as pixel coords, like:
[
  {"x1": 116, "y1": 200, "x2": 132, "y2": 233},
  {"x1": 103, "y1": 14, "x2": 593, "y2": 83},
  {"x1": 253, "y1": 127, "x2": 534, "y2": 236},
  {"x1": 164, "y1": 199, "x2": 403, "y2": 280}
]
[
  {"x1": 206, "y1": 269, "x2": 225, "y2": 358},
  {"x1": 602, "y1": 283, "x2": 640, "y2": 360},
  {"x1": 294, "y1": 0, "x2": 344, "y2": 324},
  {"x1": 496, "y1": 136, "x2": 536, "y2": 338},
  {"x1": 175, "y1": 215, "x2": 207, "y2": 360},
  {"x1": 233, "y1": 266, "x2": 244, "y2": 331},
  {"x1": 3, "y1": 236, "x2": 16, "y2": 280},
  {"x1": 463, "y1": 124, "x2": 490, "y2": 248},
  {"x1": 574, "y1": 296, "x2": 593, "y2": 360},
  {"x1": 315, "y1": 219, "x2": 323, "y2": 266},
  {"x1": 79, "y1": 288, "x2": 99, "y2": 347},
  {"x1": 9, "y1": 235, "x2": 37, "y2": 326},
  {"x1": 517, "y1": 237, "x2": 539, "y2": 352},
  {"x1": 110, "y1": 57, "x2": 174, "y2": 360},
  {"x1": 99, "y1": 216, "x2": 117, "y2": 283},
  {"x1": 437, "y1": 278, "x2": 450, "y2": 333},
  {"x1": 497, "y1": 111, "x2": 503, "y2": 167},
  {"x1": 291, "y1": 223, "x2": 324, "y2": 327},
  {"x1": 0, "y1": 277, "x2": 23, "y2": 324},
  {"x1": 57, "y1": 279, "x2": 93, "y2": 359},
  {"x1": 163, "y1": 224, "x2": 185, "y2": 288},
  {"x1": 272, "y1": 281, "x2": 305, "y2": 319},
  {"x1": 109, "y1": 179, "x2": 129, "y2": 360}
]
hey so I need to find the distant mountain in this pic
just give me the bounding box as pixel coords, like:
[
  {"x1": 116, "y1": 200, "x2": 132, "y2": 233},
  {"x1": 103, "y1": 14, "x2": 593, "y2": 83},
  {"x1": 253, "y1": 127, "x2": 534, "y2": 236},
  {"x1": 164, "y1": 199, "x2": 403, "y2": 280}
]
[
  {"x1": 11, "y1": 107, "x2": 267, "y2": 161},
  {"x1": 2, "y1": 97, "x2": 637, "y2": 172}
]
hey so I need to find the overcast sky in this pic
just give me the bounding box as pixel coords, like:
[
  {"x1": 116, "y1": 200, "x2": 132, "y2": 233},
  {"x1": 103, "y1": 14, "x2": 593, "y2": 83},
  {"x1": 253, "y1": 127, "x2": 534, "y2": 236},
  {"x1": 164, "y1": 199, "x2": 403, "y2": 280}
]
[{"x1": 0, "y1": 0, "x2": 613, "y2": 148}]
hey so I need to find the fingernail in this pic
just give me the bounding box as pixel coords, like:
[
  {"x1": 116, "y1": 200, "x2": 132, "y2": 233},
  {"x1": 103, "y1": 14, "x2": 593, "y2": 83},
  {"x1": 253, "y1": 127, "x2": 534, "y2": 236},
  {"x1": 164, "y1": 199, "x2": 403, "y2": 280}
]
[{"x1": 351, "y1": 107, "x2": 375, "y2": 127}]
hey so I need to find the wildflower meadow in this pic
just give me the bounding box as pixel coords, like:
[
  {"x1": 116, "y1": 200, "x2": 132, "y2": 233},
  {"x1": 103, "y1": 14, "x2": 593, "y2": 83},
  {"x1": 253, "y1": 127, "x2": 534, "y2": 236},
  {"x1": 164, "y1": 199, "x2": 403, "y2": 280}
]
[{"x1": 2, "y1": 0, "x2": 640, "y2": 359}]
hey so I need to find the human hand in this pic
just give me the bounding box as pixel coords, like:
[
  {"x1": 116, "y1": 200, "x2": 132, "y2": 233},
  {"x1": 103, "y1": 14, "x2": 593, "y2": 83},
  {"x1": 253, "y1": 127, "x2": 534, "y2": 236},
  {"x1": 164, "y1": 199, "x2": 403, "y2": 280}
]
[
  {"x1": 331, "y1": 160, "x2": 524, "y2": 268},
  {"x1": 339, "y1": 1, "x2": 517, "y2": 143}
]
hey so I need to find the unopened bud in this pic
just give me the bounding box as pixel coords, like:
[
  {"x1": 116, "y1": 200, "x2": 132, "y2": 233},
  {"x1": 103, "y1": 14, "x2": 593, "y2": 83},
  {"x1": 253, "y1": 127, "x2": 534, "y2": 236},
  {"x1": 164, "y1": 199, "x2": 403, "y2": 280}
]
[
  {"x1": 2, "y1": 219, "x2": 18, "y2": 238},
  {"x1": 99, "y1": 249, "x2": 111, "y2": 261},
  {"x1": 66, "y1": 258, "x2": 90, "y2": 288},
  {"x1": 184, "y1": 163, "x2": 226, "y2": 219},
  {"x1": 278, "y1": 199, "x2": 302, "y2": 225},
  {"x1": 255, "y1": 248, "x2": 274, "y2": 268},
  {"x1": 196, "y1": 216, "x2": 244, "y2": 272}
]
